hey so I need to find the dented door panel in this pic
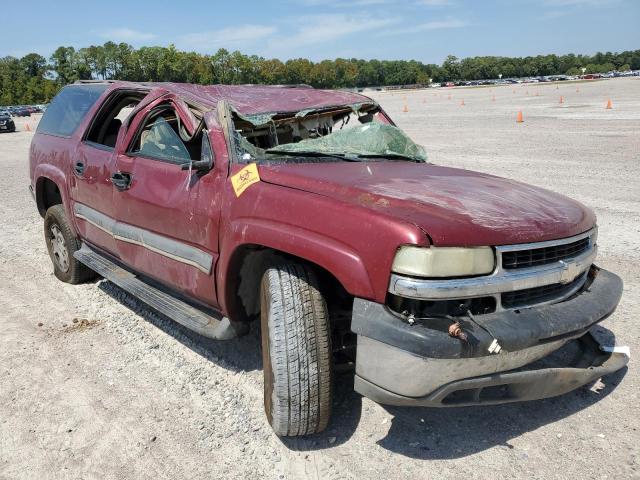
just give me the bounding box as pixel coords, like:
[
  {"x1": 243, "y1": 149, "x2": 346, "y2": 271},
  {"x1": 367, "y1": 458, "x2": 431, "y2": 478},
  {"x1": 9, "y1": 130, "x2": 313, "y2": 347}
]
[{"x1": 110, "y1": 101, "x2": 222, "y2": 305}]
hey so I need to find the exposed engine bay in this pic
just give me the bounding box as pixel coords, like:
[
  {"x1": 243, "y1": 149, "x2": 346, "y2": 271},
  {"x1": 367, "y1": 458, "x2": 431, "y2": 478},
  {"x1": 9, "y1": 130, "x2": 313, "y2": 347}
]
[{"x1": 230, "y1": 103, "x2": 428, "y2": 162}]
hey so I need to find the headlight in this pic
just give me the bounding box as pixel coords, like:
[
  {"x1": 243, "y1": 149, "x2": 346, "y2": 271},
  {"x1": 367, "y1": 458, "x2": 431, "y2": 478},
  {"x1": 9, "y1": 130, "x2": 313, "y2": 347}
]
[{"x1": 392, "y1": 246, "x2": 495, "y2": 277}]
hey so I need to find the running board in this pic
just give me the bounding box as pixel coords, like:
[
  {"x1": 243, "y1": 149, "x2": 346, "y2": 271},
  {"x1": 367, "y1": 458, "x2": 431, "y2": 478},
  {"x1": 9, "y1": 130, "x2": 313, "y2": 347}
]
[{"x1": 74, "y1": 245, "x2": 246, "y2": 340}]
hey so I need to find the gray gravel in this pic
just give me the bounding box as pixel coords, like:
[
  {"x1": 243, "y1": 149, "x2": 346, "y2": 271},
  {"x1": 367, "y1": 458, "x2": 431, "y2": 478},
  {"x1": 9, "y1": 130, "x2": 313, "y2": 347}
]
[{"x1": 1, "y1": 77, "x2": 638, "y2": 479}]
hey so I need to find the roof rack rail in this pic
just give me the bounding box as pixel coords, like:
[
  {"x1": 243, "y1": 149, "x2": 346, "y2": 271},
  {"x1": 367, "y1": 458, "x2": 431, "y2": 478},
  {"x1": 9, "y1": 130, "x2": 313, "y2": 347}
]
[
  {"x1": 275, "y1": 84, "x2": 314, "y2": 89},
  {"x1": 239, "y1": 83, "x2": 314, "y2": 89},
  {"x1": 74, "y1": 80, "x2": 116, "y2": 84}
]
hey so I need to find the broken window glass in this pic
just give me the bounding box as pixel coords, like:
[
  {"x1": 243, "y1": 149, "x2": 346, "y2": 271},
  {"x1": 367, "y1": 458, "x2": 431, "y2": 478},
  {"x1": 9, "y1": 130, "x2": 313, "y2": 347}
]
[
  {"x1": 138, "y1": 117, "x2": 191, "y2": 163},
  {"x1": 265, "y1": 123, "x2": 427, "y2": 162},
  {"x1": 232, "y1": 103, "x2": 427, "y2": 163}
]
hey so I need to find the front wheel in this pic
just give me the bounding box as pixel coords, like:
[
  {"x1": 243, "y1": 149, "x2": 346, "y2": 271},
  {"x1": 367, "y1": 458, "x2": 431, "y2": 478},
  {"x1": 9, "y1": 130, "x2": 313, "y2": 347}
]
[{"x1": 260, "y1": 262, "x2": 332, "y2": 436}]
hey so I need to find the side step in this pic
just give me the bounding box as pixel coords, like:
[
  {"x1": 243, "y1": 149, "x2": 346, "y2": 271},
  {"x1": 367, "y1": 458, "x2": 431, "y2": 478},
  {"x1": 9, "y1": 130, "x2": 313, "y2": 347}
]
[{"x1": 74, "y1": 245, "x2": 246, "y2": 340}]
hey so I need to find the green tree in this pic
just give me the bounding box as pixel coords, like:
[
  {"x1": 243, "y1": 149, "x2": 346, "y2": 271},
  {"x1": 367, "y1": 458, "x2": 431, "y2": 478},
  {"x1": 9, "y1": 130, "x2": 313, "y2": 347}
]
[
  {"x1": 50, "y1": 46, "x2": 78, "y2": 85},
  {"x1": 3, "y1": 44, "x2": 640, "y2": 107},
  {"x1": 442, "y1": 55, "x2": 461, "y2": 80}
]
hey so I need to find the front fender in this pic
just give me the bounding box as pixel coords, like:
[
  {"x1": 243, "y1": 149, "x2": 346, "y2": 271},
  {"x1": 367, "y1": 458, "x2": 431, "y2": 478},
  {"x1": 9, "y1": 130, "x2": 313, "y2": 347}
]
[
  {"x1": 217, "y1": 217, "x2": 376, "y2": 315},
  {"x1": 215, "y1": 177, "x2": 429, "y2": 318}
]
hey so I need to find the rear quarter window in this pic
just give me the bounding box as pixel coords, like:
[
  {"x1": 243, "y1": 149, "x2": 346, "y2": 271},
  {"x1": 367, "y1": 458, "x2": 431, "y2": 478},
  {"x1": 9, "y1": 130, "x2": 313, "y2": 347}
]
[{"x1": 37, "y1": 84, "x2": 108, "y2": 137}]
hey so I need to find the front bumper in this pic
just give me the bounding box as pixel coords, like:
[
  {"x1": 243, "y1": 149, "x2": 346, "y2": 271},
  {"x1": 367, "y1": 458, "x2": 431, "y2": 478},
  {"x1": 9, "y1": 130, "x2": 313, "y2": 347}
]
[{"x1": 351, "y1": 267, "x2": 629, "y2": 406}]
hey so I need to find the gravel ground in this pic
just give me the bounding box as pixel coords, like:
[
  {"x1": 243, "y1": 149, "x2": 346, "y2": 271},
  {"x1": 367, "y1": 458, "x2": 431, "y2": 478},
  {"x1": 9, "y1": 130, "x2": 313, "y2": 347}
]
[{"x1": 1, "y1": 78, "x2": 638, "y2": 480}]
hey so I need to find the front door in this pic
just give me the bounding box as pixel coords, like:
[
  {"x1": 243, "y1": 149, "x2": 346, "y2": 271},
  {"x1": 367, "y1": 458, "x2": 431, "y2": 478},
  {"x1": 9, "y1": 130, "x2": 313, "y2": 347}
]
[{"x1": 111, "y1": 101, "x2": 220, "y2": 305}]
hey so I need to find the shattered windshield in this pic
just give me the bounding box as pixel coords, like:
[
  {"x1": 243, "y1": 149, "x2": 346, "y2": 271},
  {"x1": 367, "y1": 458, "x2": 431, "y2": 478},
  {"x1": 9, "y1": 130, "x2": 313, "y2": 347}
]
[{"x1": 232, "y1": 104, "x2": 428, "y2": 163}]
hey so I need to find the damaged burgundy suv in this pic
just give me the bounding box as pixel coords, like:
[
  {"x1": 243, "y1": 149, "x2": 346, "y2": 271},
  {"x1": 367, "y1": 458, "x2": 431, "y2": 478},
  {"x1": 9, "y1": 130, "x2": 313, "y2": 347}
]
[{"x1": 29, "y1": 80, "x2": 628, "y2": 437}]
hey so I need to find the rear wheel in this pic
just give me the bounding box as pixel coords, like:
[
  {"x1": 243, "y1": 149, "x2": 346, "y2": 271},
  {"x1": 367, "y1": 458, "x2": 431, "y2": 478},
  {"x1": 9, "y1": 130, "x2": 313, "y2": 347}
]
[
  {"x1": 260, "y1": 262, "x2": 332, "y2": 436},
  {"x1": 44, "y1": 205, "x2": 95, "y2": 284}
]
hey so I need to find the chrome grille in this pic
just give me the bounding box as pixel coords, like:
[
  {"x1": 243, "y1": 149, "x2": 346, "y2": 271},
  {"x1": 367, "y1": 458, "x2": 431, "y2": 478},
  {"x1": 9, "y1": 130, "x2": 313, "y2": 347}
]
[
  {"x1": 501, "y1": 273, "x2": 587, "y2": 309},
  {"x1": 502, "y1": 235, "x2": 591, "y2": 269}
]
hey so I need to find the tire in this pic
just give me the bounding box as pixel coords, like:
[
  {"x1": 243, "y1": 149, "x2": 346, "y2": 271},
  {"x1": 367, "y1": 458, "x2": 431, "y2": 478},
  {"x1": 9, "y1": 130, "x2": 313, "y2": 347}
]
[
  {"x1": 260, "y1": 262, "x2": 332, "y2": 436},
  {"x1": 44, "y1": 204, "x2": 95, "y2": 284}
]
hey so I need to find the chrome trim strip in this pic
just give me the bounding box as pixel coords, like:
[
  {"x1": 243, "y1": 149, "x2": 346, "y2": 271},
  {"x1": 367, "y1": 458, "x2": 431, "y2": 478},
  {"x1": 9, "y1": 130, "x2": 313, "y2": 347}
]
[
  {"x1": 389, "y1": 245, "x2": 597, "y2": 300},
  {"x1": 496, "y1": 229, "x2": 595, "y2": 252},
  {"x1": 75, "y1": 213, "x2": 113, "y2": 236},
  {"x1": 74, "y1": 206, "x2": 115, "y2": 236},
  {"x1": 73, "y1": 203, "x2": 213, "y2": 274}
]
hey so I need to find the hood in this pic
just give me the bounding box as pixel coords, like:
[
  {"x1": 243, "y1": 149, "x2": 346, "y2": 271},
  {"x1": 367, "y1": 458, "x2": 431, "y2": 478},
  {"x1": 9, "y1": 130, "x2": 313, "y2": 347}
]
[{"x1": 258, "y1": 162, "x2": 595, "y2": 246}]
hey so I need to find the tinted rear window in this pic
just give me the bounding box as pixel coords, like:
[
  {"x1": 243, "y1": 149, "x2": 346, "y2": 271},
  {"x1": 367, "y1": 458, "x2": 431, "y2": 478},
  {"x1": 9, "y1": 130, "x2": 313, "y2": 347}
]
[{"x1": 37, "y1": 84, "x2": 108, "y2": 137}]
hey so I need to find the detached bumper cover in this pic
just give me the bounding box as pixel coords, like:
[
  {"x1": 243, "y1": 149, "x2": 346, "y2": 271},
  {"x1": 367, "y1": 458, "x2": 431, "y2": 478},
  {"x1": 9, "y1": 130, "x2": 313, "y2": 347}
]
[{"x1": 351, "y1": 267, "x2": 629, "y2": 406}]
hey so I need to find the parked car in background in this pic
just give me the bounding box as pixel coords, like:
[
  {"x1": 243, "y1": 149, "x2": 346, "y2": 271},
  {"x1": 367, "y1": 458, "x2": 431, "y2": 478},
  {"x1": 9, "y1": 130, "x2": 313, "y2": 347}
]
[
  {"x1": 0, "y1": 110, "x2": 15, "y2": 133},
  {"x1": 29, "y1": 80, "x2": 629, "y2": 437},
  {"x1": 13, "y1": 107, "x2": 31, "y2": 117}
]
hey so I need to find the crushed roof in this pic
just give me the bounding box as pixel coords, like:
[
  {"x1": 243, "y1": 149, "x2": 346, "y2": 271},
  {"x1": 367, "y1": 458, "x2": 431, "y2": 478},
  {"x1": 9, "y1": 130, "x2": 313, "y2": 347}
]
[{"x1": 102, "y1": 81, "x2": 373, "y2": 115}]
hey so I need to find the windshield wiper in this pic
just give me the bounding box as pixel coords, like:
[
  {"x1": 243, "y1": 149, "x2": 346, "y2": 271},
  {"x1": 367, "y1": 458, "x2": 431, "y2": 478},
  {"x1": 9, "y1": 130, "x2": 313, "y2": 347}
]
[
  {"x1": 265, "y1": 150, "x2": 363, "y2": 162},
  {"x1": 357, "y1": 153, "x2": 423, "y2": 163}
]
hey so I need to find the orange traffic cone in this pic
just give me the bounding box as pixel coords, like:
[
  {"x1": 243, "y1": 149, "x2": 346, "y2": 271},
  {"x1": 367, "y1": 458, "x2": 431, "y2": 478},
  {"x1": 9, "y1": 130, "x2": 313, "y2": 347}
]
[
  {"x1": 460, "y1": 99, "x2": 465, "y2": 106},
  {"x1": 516, "y1": 111, "x2": 524, "y2": 123},
  {"x1": 606, "y1": 99, "x2": 612, "y2": 109},
  {"x1": 559, "y1": 96, "x2": 564, "y2": 104},
  {"x1": 402, "y1": 103, "x2": 408, "y2": 113}
]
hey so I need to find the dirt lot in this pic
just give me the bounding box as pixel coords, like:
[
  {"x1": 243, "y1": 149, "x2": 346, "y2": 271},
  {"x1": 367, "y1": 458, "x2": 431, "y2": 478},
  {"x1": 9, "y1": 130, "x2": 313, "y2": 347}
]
[{"x1": 1, "y1": 78, "x2": 638, "y2": 480}]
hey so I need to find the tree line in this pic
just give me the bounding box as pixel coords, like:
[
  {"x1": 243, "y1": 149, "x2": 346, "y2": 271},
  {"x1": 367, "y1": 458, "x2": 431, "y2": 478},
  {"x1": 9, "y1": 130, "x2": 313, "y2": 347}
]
[{"x1": 1, "y1": 42, "x2": 639, "y2": 105}]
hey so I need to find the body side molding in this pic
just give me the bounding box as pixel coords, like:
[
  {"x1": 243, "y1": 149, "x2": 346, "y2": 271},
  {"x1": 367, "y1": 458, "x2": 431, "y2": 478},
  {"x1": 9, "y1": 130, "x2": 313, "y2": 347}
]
[{"x1": 73, "y1": 202, "x2": 213, "y2": 274}]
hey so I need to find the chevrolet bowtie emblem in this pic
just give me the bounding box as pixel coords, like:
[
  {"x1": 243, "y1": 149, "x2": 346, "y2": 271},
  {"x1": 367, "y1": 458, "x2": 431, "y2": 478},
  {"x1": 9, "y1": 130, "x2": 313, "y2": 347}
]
[{"x1": 559, "y1": 260, "x2": 580, "y2": 284}]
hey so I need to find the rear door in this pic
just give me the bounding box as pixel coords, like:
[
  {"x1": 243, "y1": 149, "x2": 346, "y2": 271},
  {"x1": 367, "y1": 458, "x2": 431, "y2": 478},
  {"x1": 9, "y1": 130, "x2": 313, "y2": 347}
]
[
  {"x1": 69, "y1": 87, "x2": 151, "y2": 256},
  {"x1": 110, "y1": 99, "x2": 221, "y2": 305},
  {"x1": 34, "y1": 83, "x2": 114, "y2": 254},
  {"x1": 71, "y1": 140, "x2": 118, "y2": 254}
]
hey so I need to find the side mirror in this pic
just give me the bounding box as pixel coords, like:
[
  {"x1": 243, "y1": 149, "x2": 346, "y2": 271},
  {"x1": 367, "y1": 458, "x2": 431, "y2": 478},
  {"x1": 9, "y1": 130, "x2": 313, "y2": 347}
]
[{"x1": 181, "y1": 159, "x2": 211, "y2": 172}]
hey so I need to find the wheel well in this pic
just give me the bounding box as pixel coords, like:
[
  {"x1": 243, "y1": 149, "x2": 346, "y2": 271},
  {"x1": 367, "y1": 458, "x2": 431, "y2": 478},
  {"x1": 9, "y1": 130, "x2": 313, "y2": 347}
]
[
  {"x1": 225, "y1": 245, "x2": 353, "y2": 325},
  {"x1": 36, "y1": 177, "x2": 63, "y2": 217}
]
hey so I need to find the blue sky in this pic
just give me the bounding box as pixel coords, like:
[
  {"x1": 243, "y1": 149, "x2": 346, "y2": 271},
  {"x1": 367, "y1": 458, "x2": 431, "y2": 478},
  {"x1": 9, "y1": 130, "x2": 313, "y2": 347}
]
[{"x1": 3, "y1": 0, "x2": 639, "y2": 62}]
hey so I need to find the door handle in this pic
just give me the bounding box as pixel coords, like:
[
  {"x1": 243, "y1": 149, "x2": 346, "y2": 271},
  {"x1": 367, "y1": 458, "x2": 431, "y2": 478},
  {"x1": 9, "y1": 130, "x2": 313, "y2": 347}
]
[
  {"x1": 74, "y1": 162, "x2": 85, "y2": 176},
  {"x1": 111, "y1": 172, "x2": 132, "y2": 191}
]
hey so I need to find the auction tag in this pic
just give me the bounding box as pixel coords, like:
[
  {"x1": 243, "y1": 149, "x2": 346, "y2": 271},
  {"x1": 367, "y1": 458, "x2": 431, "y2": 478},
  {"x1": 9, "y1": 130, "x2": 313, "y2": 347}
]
[{"x1": 231, "y1": 163, "x2": 260, "y2": 197}]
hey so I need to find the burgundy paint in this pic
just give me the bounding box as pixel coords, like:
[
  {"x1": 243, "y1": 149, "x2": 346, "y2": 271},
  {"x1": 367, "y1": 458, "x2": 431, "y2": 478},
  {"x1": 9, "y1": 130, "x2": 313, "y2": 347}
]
[{"x1": 257, "y1": 162, "x2": 595, "y2": 246}]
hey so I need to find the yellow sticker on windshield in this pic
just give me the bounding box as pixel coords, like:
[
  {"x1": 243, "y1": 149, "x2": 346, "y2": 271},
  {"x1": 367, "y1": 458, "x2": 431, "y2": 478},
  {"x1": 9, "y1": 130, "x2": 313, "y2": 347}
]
[{"x1": 231, "y1": 163, "x2": 261, "y2": 197}]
